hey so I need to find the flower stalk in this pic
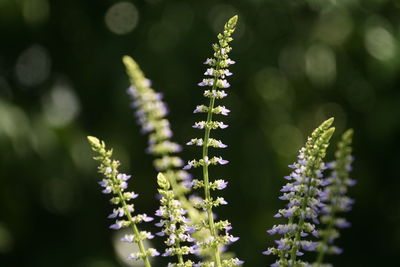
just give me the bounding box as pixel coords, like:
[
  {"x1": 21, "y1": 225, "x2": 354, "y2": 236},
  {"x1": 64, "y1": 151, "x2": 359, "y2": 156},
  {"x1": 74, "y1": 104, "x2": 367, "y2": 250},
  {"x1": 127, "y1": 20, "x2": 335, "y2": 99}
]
[
  {"x1": 87, "y1": 136, "x2": 158, "y2": 267},
  {"x1": 155, "y1": 173, "x2": 196, "y2": 266},
  {"x1": 184, "y1": 15, "x2": 242, "y2": 267},
  {"x1": 265, "y1": 118, "x2": 335, "y2": 267},
  {"x1": 315, "y1": 129, "x2": 355, "y2": 266},
  {"x1": 122, "y1": 56, "x2": 203, "y2": 224}
]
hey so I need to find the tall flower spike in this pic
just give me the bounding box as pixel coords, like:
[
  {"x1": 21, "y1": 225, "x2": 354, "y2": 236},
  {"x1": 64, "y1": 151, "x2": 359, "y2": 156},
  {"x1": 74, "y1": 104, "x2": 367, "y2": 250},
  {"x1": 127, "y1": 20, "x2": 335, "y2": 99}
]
[
  {"x1": 155, "y1": 173, "x2": 196, "y2": 267},
  {"x1": 87, "y1": 136, "x2": 159, "y2": 267},
  {"x1": 184, "y1": 15, "x2": 242, "y2": 267},
  {"x1": 314, "y1": 129, "x2": 355, "y2": 266},
  {"x1": 122, "y1": 56, "x2": 203, "y2": 226},
  {"x1": 264, "y1": 118, "x2": 335, "y2": 267}
]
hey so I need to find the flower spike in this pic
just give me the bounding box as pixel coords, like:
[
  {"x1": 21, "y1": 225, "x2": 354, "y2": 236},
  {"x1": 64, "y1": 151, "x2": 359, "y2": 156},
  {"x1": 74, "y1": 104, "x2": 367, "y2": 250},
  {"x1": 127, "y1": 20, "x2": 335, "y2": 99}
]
[
  {"x1": 122, "y1": 56, "x2": 205, "y2": 224},
  {"x1": 87, "y1": 136, "x2": 158, "y2": 267},
  {"x1": 314, "y1": 129, "x2": 355, "y2": 266},
  {"x1": 155, "y1": 173, "x2": 196, "y2": 266},
  {"x1": 264, "y1": 118, "x2": 335, "y2": 266},
  {"x1": 184, "y1": 15, "x2": 242, "y2": 267}
]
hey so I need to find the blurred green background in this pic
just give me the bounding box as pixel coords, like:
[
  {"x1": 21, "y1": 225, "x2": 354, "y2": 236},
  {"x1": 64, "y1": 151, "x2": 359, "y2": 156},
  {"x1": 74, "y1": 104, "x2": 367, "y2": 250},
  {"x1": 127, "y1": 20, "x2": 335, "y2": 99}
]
[{"x1": 1, "y1": 0, "x2": 400, "y2": 266}]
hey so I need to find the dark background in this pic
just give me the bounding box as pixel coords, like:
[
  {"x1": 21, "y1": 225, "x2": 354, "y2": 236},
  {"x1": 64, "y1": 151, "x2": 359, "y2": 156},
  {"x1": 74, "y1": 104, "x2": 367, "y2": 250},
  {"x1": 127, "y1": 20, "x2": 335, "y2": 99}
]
[{"x1": 1, "y1": 0, "x2": 399, "y2": 266}]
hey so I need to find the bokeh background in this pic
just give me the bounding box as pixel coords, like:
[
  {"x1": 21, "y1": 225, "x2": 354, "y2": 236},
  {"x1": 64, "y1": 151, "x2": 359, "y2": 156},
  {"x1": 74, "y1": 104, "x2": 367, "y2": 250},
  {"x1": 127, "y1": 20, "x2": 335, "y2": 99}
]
[{"x1": 1, "y1": 0, "x2": 400, "y2": 266}]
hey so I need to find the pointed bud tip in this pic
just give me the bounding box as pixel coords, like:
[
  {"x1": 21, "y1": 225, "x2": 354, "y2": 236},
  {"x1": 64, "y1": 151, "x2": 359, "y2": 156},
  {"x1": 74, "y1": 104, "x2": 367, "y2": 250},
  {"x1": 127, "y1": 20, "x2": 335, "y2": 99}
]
[
  {"x1": 343, "y1": 128, "x2": 354, "y2": 139},
  {"x1": 122, "y1": 55, "x2": 138, "y2": 69},
  {"x1": 122, "y1": 55, "x2": 132, "y2": 64},
  {"x1": 229, "y1": 15, "x2": 238, "y2": 25},
  {"x1": 157, "y1": 172, "x2": 170, "y2": 189},
  {"x1": 87, "y1": 136, "x2": 100, "y2": 146},
  {"x1": 324, "y1": 127, "x2": 336, "y2": 139},
  {"x1": 322, "y1": 117, "x2": 334, "y2": 127}
]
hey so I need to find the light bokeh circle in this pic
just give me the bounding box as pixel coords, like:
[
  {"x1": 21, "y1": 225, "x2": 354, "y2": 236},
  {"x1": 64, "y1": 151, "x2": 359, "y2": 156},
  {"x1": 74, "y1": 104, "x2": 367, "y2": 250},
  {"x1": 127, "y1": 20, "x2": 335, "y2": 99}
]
[{"x1": 105, "y1": 2, "x2": 139, "y2": 35}]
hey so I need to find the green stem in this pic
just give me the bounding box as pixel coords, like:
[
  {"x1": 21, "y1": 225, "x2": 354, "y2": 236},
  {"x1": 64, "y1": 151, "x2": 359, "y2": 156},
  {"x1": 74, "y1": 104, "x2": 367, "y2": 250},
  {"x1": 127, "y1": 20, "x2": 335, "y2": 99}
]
[
  {"x1": 315, "y1": 219, "x2": 335, "y2": 265},
  {"x1": 202, "y1": 95, "x2": 222, "y2": 267},
  {"x1": 289, "y1": 217, "x2": 304, "y2": 265},
  {"x1": 315, "y1": 177, "x2": 341, "y2": 265},
  {"x1": 176, "y1": 240, "x2": 184, "y2": 265},
  {"x1": 289, "y1": 163, "x2": 318, "y2": 265},
  {"x1": 117, "y1": 190, "x2": 152, "y2": 267},
  {"x1": 199, "y1": 52, "x2": 225, "y2": 266},
  {"x1": 165, "y1": 190, "x2": 185, "y2": 265}
]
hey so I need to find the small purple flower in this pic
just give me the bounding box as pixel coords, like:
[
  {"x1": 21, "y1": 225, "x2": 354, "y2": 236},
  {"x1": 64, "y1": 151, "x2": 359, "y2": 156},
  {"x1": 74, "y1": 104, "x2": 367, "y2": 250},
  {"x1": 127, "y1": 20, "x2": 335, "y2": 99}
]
[
  {"x1": 183, "y1": 161, "x2": 194, "y2": 170},
  {"x1": 217, "y1": 158, "x2": 229, "y2": 165},
  {"x1": 142, "y1": 214, "x2": 154, "y2": 222},
  {"x1": 192, "y1": 121, "x2": 206, "y2": 129},
  {"x1": 124, "y1": 191, "x2": 139, "y2": 200},
  {"x1": 218, "y1": 122, "x2": 229, "y2": 129},
  {"x1": 220, "y1": 106, "x2": 230, "y2": 116},
  {"x1": 110, "y1": 220, "x2": 124, "y2": 230},
  {"x1": 275, "y1": 239, "x2": 290, "y2": 251},
  {"x1": 217, "y1": 141, "x2": 227, "y2": 148},
  {"x1": 162, "y1": 249, "x2": 173, "y2": 257},
  {"x1": 186, "y1": 138, "x2": 203, "y2": 146},
  {"x1": 215, "y1": 180, "x2": 228, "y2": 190},
  {"x1": 155, "y1": 207, "x2": 166, "y2": 217},
  {"x1": 121, "y1": 234, "x2": 134, "y2": 243},
  {"x1": 228, "y1": 235, "x2": 239, "y2": 243},
  {"x1": 198, "y1": 78, "x2": 214, "y2": 87},
  {"x1": 226, "y1": 59, "x2": 236, "y2": 65},
  {"x1": 204, "y1": 58, "x2": 216, "y2": 65},
  {"x1": 117, "y1": 173, "x2": 131, "y2": 181},
  {"x1": 263, "y1": 248, "x2": 273, "y2": 255},
  {"x1": 204, "y1": 68, "x2": 214, "y2": 76},
  {"x1": 301, "y1": 241, "x2": 318, "y2": 251},
  {"x1": 222, "y1": 70, "x2": 233, "y2": 77},
  {"x1": 331, "y1": 246, "x2": 343, "y2": 254},
  {"x1": 219, "y1": 79, "x2": 230, "y2": 88},
  {"x1": 101, "y1": 187, "x2": 112, "y2": 194},
  {"x1": 150, "y1": 249, "x2": 160, "y2": 256},
  {"x1": 280, "y1": 183, "x2": 295, "y2": 192},
  {"x1": 218, "y1": 197, "x2": 228, "y2": 205},
  {"x1": 193, "y1": 105, "x2": 207, "y2": 113}
]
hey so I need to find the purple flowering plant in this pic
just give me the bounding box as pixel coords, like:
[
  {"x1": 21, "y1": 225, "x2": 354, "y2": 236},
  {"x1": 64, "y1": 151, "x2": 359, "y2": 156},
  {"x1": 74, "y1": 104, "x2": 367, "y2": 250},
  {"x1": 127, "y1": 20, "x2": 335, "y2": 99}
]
[{"x1": 87, "y1": 15, "x2": 355, "y2": 267}]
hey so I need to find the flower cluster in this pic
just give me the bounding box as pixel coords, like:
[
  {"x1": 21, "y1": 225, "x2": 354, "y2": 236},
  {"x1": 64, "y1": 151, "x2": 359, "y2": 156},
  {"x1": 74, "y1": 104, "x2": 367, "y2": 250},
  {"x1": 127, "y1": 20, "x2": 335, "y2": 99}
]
[
  {"x1": 184, "y1": 15, "x2": 243, "y2": 267},
  {"x1": 155, "y1": 173, "x2": 197, "y2": 266},
  {"x1": 315, "y1": 129, "x2": 355, "y2": 266},
  {"x1": 264, "y1": 118, "x2": 335, "y2": 267},
  {"x1": 87, "y1": 136, "x2": 159, "y2": 267}
]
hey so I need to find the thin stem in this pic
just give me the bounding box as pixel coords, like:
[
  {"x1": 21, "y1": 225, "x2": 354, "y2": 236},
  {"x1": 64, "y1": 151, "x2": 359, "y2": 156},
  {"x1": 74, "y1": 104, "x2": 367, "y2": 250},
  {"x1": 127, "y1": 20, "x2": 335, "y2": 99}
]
[
  {"x1": 118, "y1": 190, "x2": 152, "y2": 267},
  {"x1": 202, "y1": 95, "x2": 222, "y2": 267},
  {"x1": 315, "y1": 219, "x2": 335, "y2": 265},
  {"x1": 176, "y1": 240, "x2": 184, "y2": 265},
  {"x1": 289, "y1": 158, "x2": 319, "y2": 265},
  {"x1": 289, "y1": 216, "x2": 305, "y2": 265},
  {"x1": 315, "y1": 175, "x2": 341, "y2": 265},
  {"x1": 164, "y1": 187, "x2": 186, "y2": 265}
]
